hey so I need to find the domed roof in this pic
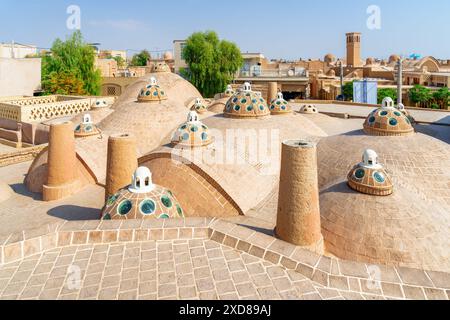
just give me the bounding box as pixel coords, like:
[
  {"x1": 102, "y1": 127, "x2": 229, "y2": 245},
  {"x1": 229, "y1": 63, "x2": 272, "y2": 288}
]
[
  {"x1": 224, "y1": 82, "x2": 270, "y2": 118},
  {"x1": 171, "y1": 111, "x2": 213, "y2": 147},
  {"x1": 389, "y1": 54, "x2": 401, "y2": 64},
  {"x1": 347, "y1": 149, "x2": 393, "y2": 196},
  {"x1": 137, "y1": 77, "x2": 168, "y2": 103},
  {"x1": 74, "y1": 114, "x2": 101, "y2": 138},
  {"x1": 324, "y1": 54, "x2": 336, "y2": 63},
  {"x1": 299, "y1": 104, "x2": 318, "y2": 114},
  {"x1": 366, "y1": 57, "x2": 376, "y2": 65},
  {"x1": 269, "y1": 92, "x2": 292, "y2": 115},
  {"x1": 92, "y1": 99, "x2": 110, "y2": 109},
  {"x1": 102, "y1": 166, "x2": 184, "y2": 220},
  {"x1": 190, "y1": 98, "x2": 208, "y2": 113},
  {"x1": 317, "y1": 133, "x2": 450, "y2": 271},
  {"x1": 327, "y1": 69, "x2": 336, "y2": 77},
  {"x1": 152, "y1": 62, "x2": 171, "y2": 73},
  {"x1": 224, "y1": 85, "x2": 235, "y2": 97},
  {"x1": 363, "y1": 98, "x2": 414, "y2": 136},
  {"x1": 163, "y1": 51, "x2": 173, "y2": 60}
]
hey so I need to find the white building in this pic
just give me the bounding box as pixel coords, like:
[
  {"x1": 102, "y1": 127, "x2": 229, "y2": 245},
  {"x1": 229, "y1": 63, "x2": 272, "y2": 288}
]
[{"x1": 0, "y1": 42, "x2": 38, "y2": 59}]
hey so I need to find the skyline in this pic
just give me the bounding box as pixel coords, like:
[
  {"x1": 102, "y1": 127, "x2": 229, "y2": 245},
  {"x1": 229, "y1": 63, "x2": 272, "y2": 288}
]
[{"x1": 1, "y1": 0, "x2": 450, "y2": 60}]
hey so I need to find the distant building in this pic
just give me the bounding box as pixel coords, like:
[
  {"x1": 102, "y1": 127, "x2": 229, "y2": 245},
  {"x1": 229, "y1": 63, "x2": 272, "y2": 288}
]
[
  {"x1": 98, "y1": 50, "x2": 127, "y2": 61},
  {"x1": 0, "y1": 42, "x2": 37, "y2": 59},
  {"x1": 173, "y1": 40, "x2": 188, "y2": 74},
  {"x1": 0, "y1": 57, "x2": 41, "y2": 97},
  {"x1": 95, "y1": 58, "x2": 118, "y2": 77}
]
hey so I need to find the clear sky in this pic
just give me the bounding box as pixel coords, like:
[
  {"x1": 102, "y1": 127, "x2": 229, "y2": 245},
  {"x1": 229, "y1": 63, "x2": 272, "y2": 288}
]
[{"x1": 1, "y1": 0, "x2": 449, "y2": 60}]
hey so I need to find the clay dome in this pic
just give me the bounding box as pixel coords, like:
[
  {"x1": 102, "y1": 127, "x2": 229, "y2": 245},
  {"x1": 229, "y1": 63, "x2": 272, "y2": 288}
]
[
  {"x1": 327, "y1": 69, "x2": 336, "y2": 77},
  {"x1": 363, "y1": 98, "x2": 414, "y2": 136},
  {"x1": 92, "y1": 99, "x2": 109, "y2": 109},
  {"x1": 171, "y1": 111, "x2": 213, "y2": 147},
  {"x1": 347, "y1": 149, "x2": 393, "y2": 196},
  {"x1": 317, "y1": 132, "x2": 450, "y2": 272},
  {"x1": 224, "y1": 82, "x2": 270, "y2": 118},
  {"x1": 102, "y1": 166, "x2": 184, "y2": 220},
  {"x1": 366, "y1": 57, "x2": 376, "y2": 65},
  {"x1": 389, "y1": 54, "x2": 401, "y2": 64},
  {"x1": 269, "y1": 92, "x2": 292, "y2": 115},
  {"x1": 324, "y1": 54, "x2": 336, "y2": 63},
  {"x1": 163, "y1": 51, "x2": 173, "y2": 60},
  {"x1": 152, "y1": 62, "x2": 171, "y2": 73},
  {"x1": 299, "y1": 104, "x2": 318, "y2": 114},
  {"x1": 190, "y1": 98, "x2": 208, "y2": 114},
  {"x1": 224, "y1": 85, "x2": 235, "y2": 97},
  {"x1": 74, "y1": 114, "x2": 101, "y2": 138},
  {"x1": 137, "y1": 77, "x2": 168, "y2": 103}
]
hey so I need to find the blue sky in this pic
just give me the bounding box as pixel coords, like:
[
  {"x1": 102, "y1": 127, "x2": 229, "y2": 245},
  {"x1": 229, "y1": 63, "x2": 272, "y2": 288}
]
[{"x1": 1, "y1": 0, "x2": 449, "y2": 60}]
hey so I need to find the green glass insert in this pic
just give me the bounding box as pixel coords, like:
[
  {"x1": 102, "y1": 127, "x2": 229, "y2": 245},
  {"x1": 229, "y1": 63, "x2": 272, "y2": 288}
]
[
  {"x1": 140, "y1": 199, "x2": 156, "y2": 215},
  {"x1": 373, "y1": 171, "x2": 385, "y2": 183},
  {"x1": 354, "y1": 168, "x2": 365, "y2": 179},
  {"x1": 176, "y1": 204, "x2": 184, "y2": 217},
  {"x1": 389, "y1": 118, "x2": 398, "y2": 126},
  {"x1": 161, "y1": 195, "x2": 173, "y2": 208},
  {"x1": 159, "y1": 213, "x2": 170, "y2": 219},
  {"x1": 117, "y1": 200, "x2": 132, "y2": 216}
]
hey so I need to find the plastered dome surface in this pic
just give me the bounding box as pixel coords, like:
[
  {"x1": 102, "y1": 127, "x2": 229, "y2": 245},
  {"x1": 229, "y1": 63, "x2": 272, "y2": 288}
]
[
  {"x1": 102, "y1": 167, "x2": 184, "y2": 220},
  {"x1": 363, "y1": 98, "x2": 414, "y2": 136},
  {"x1": 317, "y1": 131, "x2": 450, "y2": 272},
  {"x1": 26, "y1": 73, "x2": 202, "y2": 189},
  {"x1": 0, "y1": 182, "x2": 13, "y2": 203},
  {"x1": 269, "y1": 92, "x2": 292, "y2": 115},
  {"x1": 224, "y1": 83, "x2": 270, "y2": 118},
  {"x1": 139, "y1": 112, "x2": 329, "y2": 218}
]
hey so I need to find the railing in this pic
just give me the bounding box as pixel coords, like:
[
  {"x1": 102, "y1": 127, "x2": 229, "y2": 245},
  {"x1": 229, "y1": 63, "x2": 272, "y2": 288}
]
[
  {"x1": 238, "y1": 68, "x2": 309, "y2": 78},
  {"x1": 0, "y1": 95, "x2": 95, "y2": 122}
]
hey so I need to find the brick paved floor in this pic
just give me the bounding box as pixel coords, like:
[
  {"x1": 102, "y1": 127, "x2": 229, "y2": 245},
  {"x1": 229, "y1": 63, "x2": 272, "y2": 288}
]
[{"x1": 0, "y1": 239, "x2": 384, "y2": 300}]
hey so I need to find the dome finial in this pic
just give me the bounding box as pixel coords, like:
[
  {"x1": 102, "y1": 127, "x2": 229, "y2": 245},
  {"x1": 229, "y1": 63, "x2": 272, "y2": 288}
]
[
  {"x1": 382, "y1": 97, "x2": 394, "y2": 108},
  {"x1": 129, "y1": 167, "x2": 154, "y2": 193},
  {"x1": 83, "y1": 114, "x2": 92, "y2": 124}
]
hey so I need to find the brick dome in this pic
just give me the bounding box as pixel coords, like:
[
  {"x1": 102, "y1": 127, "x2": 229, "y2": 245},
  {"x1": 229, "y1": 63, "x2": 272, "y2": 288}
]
[
  {"x1": 190, "y1": 98, "x2": 208, "y2": 114},
  {"x1": 269, "y1": 92, "x2": 292, "y2": 115},
  {"x1": 363, "y1": 98, "x2": 414, "y2": 136},
  {"x1": 137, "y1": 77, "x2": 168, "y2": 103},
  {"x1": 102, "y1": 166, "x2": 184, "y2": 220},
  {"x1": 224, "y1": 83, "x2": 270, "y2": 118},
  {"x1": 299, "y1": 104, "x2": 318, "y2": 114},
  {"x1": 74, "y1": 114, "x2": 101, "y2": 138},
  {"x1": 347, "y1": 149, "x2": 393, "y2": 196},
  {"x1": 152, "y1": 62, "x2": 171, "y2": 73},
  {"x1": 171, "y1": 111, "x2": 213, "y2": 147}
]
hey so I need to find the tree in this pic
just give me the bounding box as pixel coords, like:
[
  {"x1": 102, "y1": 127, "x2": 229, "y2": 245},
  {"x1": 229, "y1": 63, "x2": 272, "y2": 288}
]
[
  {"x1": 432, "y1": 87, "x2": 449, "y2": 109},
  {"x1": 378, "y1": 88, "x2": 397, "y2": 104},
  {"x1": 409, "y1": 85, "x2": 432, "y2": 108},
  {"x1": 181, "y1": 31, "x2": 243, "y2": 97},
  {"x1": 112, "y1": 56, "x2": 126, "y2": 68},
  {"x1": 342, "y1": 81, "x2": 354, "y2": 101},
  {"x1": 42, "y1": 31, "x2": 101, "y2": 95},
  {"x1": 130, "y1": 50, "x2": 151, "y2": 67}
]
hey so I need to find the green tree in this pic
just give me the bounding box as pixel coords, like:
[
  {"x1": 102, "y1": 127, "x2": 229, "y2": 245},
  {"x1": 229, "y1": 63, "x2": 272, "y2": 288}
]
[
  {"x1": 42, "y1": 31, "x2": 101, "y2": 95},
  {"x1": 377, "y1": 88, "x2": 397, "y2": 104},
  {"x1": 432, "y1": 87, "x2": 449, "y2": 109},
  {"x1": 181, "y1": 31, "x2": 243, "y2": 97},
  {"x1": 130, "y1": 50, "x2": 151, "y2": 66},
  {"x1": 112, "y1": 56, "x2": 126, "y2": 68},
  {"x1": 342, "y1": 81, "x2": 354, "y2": 101},
  {"x1": 409, "y1": 85, "x2": 432, "y2": 108}
]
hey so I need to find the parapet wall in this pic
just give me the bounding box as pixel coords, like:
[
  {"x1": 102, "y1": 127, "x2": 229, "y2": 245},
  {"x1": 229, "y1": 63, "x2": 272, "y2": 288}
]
[{"x1": 0, "y1": 217, "x2": 448, "y2": 300}]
